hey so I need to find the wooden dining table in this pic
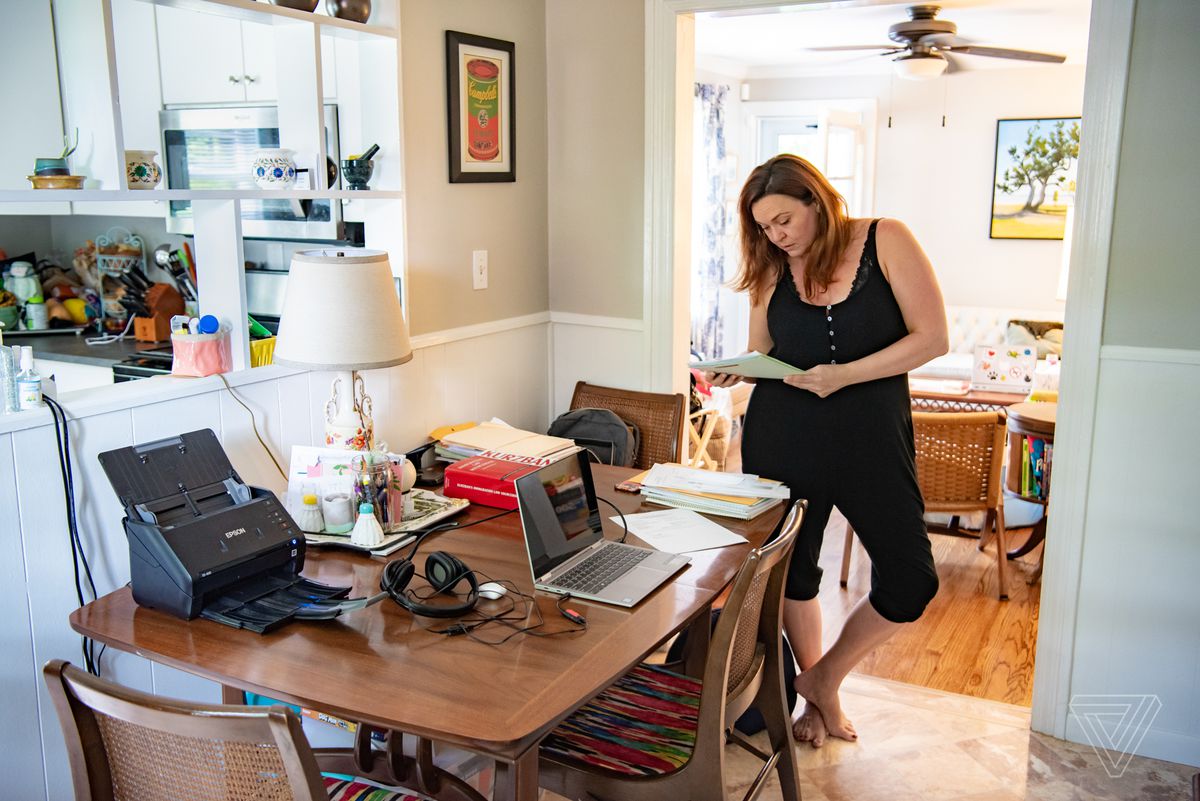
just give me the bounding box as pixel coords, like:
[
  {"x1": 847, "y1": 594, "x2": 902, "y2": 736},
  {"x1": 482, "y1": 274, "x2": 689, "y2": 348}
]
[{"x1": 70, "y1": 465, "x2": 784, "y2": 801}]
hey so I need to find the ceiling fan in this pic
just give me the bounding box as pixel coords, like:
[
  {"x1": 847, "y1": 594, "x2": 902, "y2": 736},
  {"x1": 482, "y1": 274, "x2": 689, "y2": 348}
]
[{"x1": 808, "y1": 5, "x2": 1067, "y2": 80}]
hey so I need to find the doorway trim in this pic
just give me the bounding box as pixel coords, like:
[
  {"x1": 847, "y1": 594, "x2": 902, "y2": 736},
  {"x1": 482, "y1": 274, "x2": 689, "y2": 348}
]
[{"x1": 644, "y1": 0, "x2": 1133, "y2": 739}]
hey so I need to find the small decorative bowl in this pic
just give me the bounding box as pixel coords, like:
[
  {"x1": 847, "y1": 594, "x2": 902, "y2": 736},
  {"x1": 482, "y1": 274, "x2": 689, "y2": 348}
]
[
  {"x1": 28, "y1": 174, "x2": 85, "y2": 189},
  {"x1": 341, "y1": 159, "x2": 373, "y2": 190},
  {"x1": 268, "y1": 0, "x2": 320, "y2": 9},
  {"x1": 34, "y1": 157, "x2": 69, "y2": 176}
]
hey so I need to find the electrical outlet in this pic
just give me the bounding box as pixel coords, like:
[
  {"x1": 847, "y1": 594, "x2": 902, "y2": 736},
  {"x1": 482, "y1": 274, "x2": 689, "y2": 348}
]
[{"x1": 472, "y1": 250, "x2": 488, "y2": 290}]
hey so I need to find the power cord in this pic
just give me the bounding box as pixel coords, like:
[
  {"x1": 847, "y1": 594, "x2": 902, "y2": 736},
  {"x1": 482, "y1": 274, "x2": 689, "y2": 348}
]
[
  {"x1": 44, "y1": 396, "x2": 105, "y2": 675},
  {"x1": 84, "y1": 315, "x2": 135, "y2": 346},
  {"x1": 216, "y1": 372, "x2": 287, "y2": 481},
  {"x1": 597, "y1": 496, "x2": 630, "y2": 543},
  {"x1": 429, "y1": 572, "x2": 588, "y2": 645}
]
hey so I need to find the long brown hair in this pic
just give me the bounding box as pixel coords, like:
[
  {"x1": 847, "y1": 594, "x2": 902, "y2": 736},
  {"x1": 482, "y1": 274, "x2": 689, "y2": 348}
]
[{"x1": 732, "y1": 154, "x2": 851, "y2": 304}]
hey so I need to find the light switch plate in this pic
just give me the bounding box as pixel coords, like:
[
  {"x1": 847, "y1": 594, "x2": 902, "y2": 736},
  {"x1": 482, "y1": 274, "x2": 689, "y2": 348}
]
[{"x1": 472, "y1": 250, "x2": 488, "y2": 290}]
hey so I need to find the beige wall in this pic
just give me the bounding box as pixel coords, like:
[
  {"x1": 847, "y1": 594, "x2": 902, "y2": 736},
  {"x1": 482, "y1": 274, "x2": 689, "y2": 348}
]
[
  {"x1": 401, "y1": 0, "x2": 549, "y2": 335},
  {"x1": 1101, "y1": 0, "x2": 1200, "y2": 349},
  {"x1": 546, "y1": 0, "x2": 645, "y2": 319}
]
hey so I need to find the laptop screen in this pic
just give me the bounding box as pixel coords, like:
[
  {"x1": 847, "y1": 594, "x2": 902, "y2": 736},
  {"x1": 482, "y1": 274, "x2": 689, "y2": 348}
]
[{"x1": 514, "y1": 451, "x2": 604, "y2": 579}]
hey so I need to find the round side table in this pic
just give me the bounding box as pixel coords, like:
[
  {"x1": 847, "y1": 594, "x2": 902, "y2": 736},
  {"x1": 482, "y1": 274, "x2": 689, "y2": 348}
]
[{"x1": 1004, "y1": 401, "x2": 1056, "y2": 582}]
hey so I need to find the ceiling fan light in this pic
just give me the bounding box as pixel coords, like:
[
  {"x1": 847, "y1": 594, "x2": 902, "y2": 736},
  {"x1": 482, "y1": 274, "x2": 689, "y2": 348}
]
[{"x1": 893, "y1": 52, "x2": 948, "y2": 80}]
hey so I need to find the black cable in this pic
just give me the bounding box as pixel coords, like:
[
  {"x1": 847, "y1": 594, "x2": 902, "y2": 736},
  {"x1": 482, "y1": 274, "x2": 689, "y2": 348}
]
[
  {"x1": 45, "y1": 397, "x2": 104, "y2": 674},
  {"x1": 597, "y1": 496, "x2": 630, "y2": 543},
  {"x1": 428, "y1": 572, "x2": 587, "y2": 645},
  {"x1": 401, "y1": 507, "x2": 517, "y2": 561}
]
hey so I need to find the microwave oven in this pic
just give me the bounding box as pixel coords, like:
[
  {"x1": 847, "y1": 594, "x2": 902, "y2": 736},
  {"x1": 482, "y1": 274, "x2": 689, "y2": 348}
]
[{"x1": 160, "y1": 105, "x2": 342, "y2": 240}]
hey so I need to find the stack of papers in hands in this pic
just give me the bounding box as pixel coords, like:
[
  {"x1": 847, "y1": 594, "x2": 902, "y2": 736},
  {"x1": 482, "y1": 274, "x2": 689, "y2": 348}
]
[
  {"x1": 638, "y1": 463, "x2": 788, "y2": 520},
  {"x1": 688, "y1": 351, "x2": 804, "y2": 379}
]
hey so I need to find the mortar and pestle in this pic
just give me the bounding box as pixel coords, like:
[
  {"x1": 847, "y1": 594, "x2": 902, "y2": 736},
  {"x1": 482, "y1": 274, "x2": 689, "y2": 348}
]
[{"x1": 341, "y1": 144, "x2": 379, "y2": 190}]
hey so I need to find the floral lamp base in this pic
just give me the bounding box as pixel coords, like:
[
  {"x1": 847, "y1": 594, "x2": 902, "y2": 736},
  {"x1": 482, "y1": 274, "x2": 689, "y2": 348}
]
[{"x1": 324, "y1": 371, "x2": 374, "y2": 451}]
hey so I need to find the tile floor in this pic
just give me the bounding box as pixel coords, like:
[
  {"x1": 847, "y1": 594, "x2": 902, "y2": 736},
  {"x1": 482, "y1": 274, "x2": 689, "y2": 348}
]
[
  {"x1": 716, "y1": 674, "x2": 1198, "y2": 801},
  {"x1": 537, "y1": 671, "x2": 1196, "y2": 800}
]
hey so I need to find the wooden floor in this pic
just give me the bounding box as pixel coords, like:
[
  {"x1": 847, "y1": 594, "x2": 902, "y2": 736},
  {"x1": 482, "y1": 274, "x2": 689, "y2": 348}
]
[{"x1": 725, "y1": 426, "x2": 1042, "y2": 706}]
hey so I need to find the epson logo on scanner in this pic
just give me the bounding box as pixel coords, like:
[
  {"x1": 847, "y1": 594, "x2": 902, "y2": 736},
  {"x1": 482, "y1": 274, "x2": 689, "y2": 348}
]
[{"x1": 224, "y1": 527, "x2": 248, "y2": 540}]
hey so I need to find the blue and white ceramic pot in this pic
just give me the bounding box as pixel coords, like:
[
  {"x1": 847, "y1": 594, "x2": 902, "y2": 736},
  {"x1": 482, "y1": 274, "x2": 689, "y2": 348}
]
[{"x1": 252, "y1": 148, "x2": 297, "y2": 189}]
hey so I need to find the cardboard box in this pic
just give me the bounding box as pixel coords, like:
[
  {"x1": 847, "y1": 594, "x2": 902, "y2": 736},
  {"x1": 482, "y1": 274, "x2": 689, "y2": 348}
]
[{"x1": 442, "y1": 453, "x2": 545, "y2": 510}]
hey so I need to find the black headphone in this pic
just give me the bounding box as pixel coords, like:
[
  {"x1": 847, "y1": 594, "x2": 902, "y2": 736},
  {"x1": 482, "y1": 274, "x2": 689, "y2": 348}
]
[{"x1": 380, "y1": 551, "x2": 479, "y2": 618}]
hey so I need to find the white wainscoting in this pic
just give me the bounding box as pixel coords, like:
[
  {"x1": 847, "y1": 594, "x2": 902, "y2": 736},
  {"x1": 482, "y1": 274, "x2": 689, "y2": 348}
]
[
  {"x1": 549, "y1": 312, "x2": 646, "y2": 416},
  {"x1": 0, "y1": 316, "x2": 549, "y2": 800},
  {"x1": 1062, "y1": 349, "x2": 1200, "y2": 766}
]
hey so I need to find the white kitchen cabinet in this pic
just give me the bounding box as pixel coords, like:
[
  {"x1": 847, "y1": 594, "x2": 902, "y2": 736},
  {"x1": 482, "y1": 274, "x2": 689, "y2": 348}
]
[
  {"x1": 156, "y1": 6, "x2": 250, "y2": 105},
  {"x1": 156, "y1": 8, "x2": 336, "y2": 105}
]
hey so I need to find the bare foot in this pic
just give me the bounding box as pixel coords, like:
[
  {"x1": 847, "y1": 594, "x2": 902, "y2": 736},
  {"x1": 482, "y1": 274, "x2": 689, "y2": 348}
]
[
  {"x1": 795, "y1": 669, "x2": 857, "y2": 742},
  {"x1": 792, "y1": 701, "x2": 828, "y2": 748}
]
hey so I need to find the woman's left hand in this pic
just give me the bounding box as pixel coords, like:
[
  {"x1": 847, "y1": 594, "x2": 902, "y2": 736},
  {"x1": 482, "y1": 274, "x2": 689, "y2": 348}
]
[{"x1": 784, "y1": 364, "x2": 846, "y2": 398}]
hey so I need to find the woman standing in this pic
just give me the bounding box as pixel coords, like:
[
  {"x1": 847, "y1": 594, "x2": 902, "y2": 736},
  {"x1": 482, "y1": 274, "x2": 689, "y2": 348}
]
[{"x1": 706, "y1": 154, "x2": 948, "y2": 747}]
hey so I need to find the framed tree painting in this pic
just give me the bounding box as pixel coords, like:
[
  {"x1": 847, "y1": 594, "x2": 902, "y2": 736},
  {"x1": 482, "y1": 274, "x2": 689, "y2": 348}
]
[
  {"x1": 446, "y1": 30, "x2": 516, "y2": 183},
  {"x1": 990, "y1": 117, "x2": 1081, "y2": 239}
]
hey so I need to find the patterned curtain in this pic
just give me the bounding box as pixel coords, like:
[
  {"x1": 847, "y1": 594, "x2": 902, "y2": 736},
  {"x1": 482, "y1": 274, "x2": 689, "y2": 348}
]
[{"x1": 691, "y1": 83, "x2": 729, "y2": 361}]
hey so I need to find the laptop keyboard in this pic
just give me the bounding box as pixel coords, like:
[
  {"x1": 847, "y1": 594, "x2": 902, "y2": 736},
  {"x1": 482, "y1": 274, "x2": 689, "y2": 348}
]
[{"x1": 552, "y1": 545, "x2": 651, "y2": 595}]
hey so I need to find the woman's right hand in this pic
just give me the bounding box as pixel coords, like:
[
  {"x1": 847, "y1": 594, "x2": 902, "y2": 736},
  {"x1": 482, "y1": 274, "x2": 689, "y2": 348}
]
[{"x1": 705, "y1": 371, "x2": 752, "y2": 388}]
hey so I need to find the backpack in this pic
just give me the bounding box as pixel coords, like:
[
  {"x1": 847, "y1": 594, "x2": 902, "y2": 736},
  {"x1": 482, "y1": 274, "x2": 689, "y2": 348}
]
[{"x1": 547, "y1": 408, "x2": 641, "y2": 467}]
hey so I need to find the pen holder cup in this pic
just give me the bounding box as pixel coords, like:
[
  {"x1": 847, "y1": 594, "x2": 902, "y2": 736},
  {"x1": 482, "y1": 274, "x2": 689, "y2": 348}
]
[
  {"x1": 171, "y1": 330, "x2": 233, "y2": 377},
  {"x1": 351, "y1": 455, "x2": 406, "y2": 531}
]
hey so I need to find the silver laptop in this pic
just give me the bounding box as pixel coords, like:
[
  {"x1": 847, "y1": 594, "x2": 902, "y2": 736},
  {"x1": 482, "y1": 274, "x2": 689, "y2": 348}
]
[{"x1": 514, "y1": 452, "x2": 690, "y2": 607}]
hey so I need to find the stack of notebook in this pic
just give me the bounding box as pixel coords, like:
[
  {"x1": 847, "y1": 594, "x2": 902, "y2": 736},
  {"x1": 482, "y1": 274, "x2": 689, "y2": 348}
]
[
  {"x1": 633, "y1": 463, "x2": 789, "y2": 521},
  {"x1": 433, "y1": 421, "x2": 577, "y2": 463}
]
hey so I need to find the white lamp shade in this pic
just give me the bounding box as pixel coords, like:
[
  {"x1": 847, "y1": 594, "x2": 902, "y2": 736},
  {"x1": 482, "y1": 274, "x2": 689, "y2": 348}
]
[
  {"x1": 273, "y1": 248, "x2": 412, "y2": 371},
  {"x1": 894, "y1": 53, "x2": 948, "y2": 81}
]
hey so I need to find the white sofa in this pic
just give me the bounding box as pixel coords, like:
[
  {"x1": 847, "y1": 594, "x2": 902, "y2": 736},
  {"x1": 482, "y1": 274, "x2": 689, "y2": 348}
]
[{"x1": 914, "y1": 305, "x2": 1064, "y2": 381}]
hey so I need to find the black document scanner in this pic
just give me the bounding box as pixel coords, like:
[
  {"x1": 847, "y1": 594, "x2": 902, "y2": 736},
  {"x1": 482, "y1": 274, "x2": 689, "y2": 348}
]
[{"x1": 99, "y1": 429, "x2": 349, "y2": 633}]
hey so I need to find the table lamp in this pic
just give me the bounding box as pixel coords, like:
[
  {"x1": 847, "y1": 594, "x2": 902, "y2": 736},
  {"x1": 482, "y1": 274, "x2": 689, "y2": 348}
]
[{"x1": 273, "y1": 248, "x2": 411, "y2": 451}]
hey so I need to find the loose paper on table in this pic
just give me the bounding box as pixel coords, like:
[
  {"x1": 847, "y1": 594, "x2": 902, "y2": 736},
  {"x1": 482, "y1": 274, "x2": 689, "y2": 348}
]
[
  {"x1": 642, "y1": 463, "x2": 789, "y2": 499},
  {"x1": 612, "y1": 509, "x2": 747, "y2": 554},
  {"x1": 689, "y1": 351, "x2": 804, "y2": 379}
]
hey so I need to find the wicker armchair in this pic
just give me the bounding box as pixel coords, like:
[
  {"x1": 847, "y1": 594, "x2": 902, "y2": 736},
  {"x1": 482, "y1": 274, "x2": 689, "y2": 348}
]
[
  {"x1": 538, "y1": 500, "x2": 807, "y2": 801},
  {"x1": 569, "y1": 381, "x2": 687, "y2": 469},
  {"x1": 43, "y1": 659, "x2": 427, "y2": 801},
  {"x1": 840, "y1": 411, "x2": 1010, "y2": 600}
]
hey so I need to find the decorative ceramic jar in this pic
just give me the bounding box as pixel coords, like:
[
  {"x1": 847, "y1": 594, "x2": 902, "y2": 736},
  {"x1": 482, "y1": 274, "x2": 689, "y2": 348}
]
[
  {"x1": 252, "y1": 148, "x2": 297, "y2": 189},
  {"x1": 326, "y1": 0, "x2": 371, "y2": 24},
  {"x1": 124, "y1": 150, "x2": 161, "y2": 190}
]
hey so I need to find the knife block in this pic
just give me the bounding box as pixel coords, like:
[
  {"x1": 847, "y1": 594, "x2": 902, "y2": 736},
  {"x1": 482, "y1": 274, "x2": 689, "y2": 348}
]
[{"x1": 134, "y1": 314, "x2": 171, "y2": 343}]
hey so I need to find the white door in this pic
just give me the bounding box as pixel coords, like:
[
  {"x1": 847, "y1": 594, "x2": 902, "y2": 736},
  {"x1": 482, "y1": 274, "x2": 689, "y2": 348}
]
[
  {"x1": 754, "y1": 108, "x2": 868, "y2": 216},
  {"x1": 156, "y1": 6, "x2": 246, "y2": 105}
]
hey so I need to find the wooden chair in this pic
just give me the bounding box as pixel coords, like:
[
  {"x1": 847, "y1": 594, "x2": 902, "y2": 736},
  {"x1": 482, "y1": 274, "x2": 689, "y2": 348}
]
[
  {"x1": 840, "y1": 411, "x2": 1010, "y2": 600},
  {"x1": 687, "y1": 407, "x2": 722, "y2": 470},
  {"x1": 569, "y1": 381, "x2": 687, "y2": 470},
  {"x1": 537, "y1": 500, "x2": 807, "y2": 801},
  {"x1": 43, "y1": 659, "x2": 427, "y2": 801}
]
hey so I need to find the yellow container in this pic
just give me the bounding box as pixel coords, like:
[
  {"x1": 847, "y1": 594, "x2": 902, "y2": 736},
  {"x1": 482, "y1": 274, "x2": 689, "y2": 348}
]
[{"x1": 250, "y1": 336, "x2": 276, "y2": 368}]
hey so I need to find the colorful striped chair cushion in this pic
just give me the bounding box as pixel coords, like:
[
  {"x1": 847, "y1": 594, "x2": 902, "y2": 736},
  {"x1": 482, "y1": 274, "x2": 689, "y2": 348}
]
[
  {"x1": 323, "y1": 776, "x2": 429, "y2": 801},
  {"x1": 539, "y1": 663, "x2": 702, "y2": 777}
]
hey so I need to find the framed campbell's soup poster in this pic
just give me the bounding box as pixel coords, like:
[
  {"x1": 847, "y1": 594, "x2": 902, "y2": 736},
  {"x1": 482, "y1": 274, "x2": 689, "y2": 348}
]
[{"x1": 446, "y1": 30, "x2": 515, "y2": 183}]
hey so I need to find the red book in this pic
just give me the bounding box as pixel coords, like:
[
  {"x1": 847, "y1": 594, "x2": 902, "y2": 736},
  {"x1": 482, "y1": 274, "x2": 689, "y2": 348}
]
[{"x1": 442, "y1": 452, "x2": 546, "y2": 510}]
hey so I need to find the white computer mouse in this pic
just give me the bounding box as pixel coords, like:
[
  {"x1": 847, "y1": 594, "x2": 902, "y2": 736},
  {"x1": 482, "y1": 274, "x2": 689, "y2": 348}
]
[{"x1": 477, "y1": 582, "x2": 507, "y2": 600}]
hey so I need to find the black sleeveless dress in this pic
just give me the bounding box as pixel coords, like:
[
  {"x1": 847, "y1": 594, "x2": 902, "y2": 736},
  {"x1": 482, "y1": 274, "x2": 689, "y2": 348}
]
[{"x1": 741, "y1": 220, "x2": 938, "y2": 623}]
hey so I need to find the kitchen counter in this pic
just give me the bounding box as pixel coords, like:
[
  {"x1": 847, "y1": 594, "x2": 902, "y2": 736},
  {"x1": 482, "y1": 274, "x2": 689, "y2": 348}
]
[{"x1": 5, "y1": 329, "x2": 169, "y2": 368}]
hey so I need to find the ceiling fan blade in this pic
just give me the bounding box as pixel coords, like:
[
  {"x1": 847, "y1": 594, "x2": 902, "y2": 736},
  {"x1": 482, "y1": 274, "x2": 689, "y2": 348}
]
[
  {"x1": 944, "y1": 45, "x2": 1066, "y2": 63},
  {"x1": 802, "y1": 44, "x2": 899, "y2": 52}
]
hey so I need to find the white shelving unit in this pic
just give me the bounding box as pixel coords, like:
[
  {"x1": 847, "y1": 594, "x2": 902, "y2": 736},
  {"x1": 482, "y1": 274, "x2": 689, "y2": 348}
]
[{"x1": 1, "y1": 0, "x2": 405, "y2": 373}]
